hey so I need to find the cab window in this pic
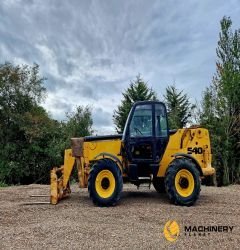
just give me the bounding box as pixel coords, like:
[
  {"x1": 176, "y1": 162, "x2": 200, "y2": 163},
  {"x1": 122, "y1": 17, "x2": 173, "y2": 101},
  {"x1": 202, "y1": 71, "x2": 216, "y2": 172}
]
[
  {"x1": 155, "y1": 104, "x2": 168, "y2": 137},
  {"x1": 129, "y1": 104, "x2": 152, "y2": 137}
]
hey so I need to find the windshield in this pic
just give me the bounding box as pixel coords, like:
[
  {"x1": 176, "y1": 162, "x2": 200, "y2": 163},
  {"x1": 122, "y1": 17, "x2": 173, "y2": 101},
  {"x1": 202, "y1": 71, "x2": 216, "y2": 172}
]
[
  {"x1": 129, "y1": 104, "x2": 152, "y2": 137},
  {"x1": 122, "y1": 102, "x2": 168, "y2": 141}
]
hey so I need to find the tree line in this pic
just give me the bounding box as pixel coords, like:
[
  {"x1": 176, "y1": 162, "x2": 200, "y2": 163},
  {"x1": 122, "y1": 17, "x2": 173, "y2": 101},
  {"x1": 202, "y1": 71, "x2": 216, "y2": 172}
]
[
  {"x1": 0, "y1": 16, "x2": 239, "y2": 186},
  {"x1": 0, "y1": 63, "x2": 93, "y2": 185},
  {"x1": 113, "y1": 16, "x2": 240, "y2": 186}
]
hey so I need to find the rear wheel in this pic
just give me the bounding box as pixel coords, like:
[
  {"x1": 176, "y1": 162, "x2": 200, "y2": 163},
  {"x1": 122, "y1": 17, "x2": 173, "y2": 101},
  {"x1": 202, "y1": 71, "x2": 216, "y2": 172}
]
[
  {"x1": 152, "y1": 177, "x2": 166, "y2": 193},
  {"x1": 165, "y1": 158, "x2": 201, "y2": 206},
  {"x1": 88, "y1": 159, "x2": 123, "y2": 206}
]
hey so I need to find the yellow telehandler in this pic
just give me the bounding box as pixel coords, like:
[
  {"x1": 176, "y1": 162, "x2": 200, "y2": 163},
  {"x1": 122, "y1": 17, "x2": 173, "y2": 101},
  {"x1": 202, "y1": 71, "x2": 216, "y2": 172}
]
[{"x1": 50, "y1": 101, "x2": 215, "y2": 206}]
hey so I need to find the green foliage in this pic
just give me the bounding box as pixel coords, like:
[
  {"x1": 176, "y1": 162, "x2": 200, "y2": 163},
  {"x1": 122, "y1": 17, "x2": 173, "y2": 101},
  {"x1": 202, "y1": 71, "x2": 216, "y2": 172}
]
[
  {"x1": 0, "y1": 62, "x2": 93, "y2": 185},
  {"x1": 0, "y1": 181, "x2": 8, "y2": 187},
  {"x1": 200, "y1": 16, "x2": 240, "y2": 185},
  {"x1": 164, "y1": 85, "x2": 195, "y2": 129},
  {"x1": 113, "y1": 75, "x2": 157, "y2": 133},
  {"x1": 65, "y1": 106, "x2": 93, "y2": 141}
]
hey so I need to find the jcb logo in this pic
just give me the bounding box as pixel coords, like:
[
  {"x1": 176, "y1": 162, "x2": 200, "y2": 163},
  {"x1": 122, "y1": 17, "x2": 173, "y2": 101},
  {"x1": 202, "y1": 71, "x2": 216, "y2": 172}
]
[{"x1": 163, "y1": 220, "x2": 180, "y2": 242}]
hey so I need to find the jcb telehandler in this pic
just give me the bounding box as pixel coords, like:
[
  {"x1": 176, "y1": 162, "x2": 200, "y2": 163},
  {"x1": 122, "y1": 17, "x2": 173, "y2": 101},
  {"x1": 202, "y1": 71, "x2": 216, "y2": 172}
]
[{"x1": 50, "y1": 101, "x2": 215, "y2": 206}]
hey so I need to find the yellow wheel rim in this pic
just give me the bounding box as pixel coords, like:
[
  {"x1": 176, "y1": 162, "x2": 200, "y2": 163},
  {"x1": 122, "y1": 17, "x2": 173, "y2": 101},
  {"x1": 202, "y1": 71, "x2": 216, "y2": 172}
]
[
  {"x1": 95, "y1": 170, "x2": 116, "y2": 199},
  {"x1": 175, "y1": 169, "x2": 194, "y2": 197}
]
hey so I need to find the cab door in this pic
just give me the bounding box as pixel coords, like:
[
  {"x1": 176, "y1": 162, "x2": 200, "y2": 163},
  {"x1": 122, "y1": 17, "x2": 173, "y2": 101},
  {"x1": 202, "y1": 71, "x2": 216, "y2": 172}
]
[
  {"x1": 128, "y1": 103, "x2": 154, "y2": 162},
  {"x1": 123, "y1": 102, "x2": 169, "y2": 164}
]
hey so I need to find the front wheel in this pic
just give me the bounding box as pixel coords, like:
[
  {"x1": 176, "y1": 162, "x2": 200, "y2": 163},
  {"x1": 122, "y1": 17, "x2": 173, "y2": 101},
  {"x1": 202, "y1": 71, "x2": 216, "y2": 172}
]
[
  {"x1": 165, "y1": 158, "x2": 201, "y2": 206},
  {"x1": 88, "y1": 159, "x2": 123, "y2": 206}
]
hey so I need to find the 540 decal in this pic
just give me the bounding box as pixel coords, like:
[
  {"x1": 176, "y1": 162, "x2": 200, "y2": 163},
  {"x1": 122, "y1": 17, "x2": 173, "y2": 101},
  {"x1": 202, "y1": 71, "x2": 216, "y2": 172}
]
[{"x1": 187, "y1": 147, "x2": 203, "y2": 154}]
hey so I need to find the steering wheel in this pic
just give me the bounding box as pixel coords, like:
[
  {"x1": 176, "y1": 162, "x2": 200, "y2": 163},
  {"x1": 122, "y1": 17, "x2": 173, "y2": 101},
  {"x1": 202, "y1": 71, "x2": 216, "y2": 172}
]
[{"x1": 134, "y1": 127, "x2": 143, "y2": 135}]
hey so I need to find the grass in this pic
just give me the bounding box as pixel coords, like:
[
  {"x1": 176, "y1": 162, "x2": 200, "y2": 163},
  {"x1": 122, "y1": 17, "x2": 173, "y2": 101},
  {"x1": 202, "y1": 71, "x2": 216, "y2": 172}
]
[{"x1": 0, "y1": 181, "x2": 8, "y2": 187}]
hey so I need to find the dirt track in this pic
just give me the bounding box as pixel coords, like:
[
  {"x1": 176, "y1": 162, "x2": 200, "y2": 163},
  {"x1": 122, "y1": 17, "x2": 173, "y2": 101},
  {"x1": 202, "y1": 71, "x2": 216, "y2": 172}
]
[{"x1": 0, "y1": 184, "x2": 240, "y2": 249}]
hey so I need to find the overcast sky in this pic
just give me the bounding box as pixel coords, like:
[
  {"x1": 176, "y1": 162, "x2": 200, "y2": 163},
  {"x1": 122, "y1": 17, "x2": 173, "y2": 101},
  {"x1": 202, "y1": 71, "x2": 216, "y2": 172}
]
[{"x1": 1, "y1": 0, "x2": 240, "y2": 134}]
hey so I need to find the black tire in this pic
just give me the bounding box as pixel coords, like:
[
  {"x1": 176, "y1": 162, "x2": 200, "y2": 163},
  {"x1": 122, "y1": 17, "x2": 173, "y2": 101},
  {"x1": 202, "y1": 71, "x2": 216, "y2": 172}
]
[
  {"x1": 165, "y1": 158, "x2": 201, "y2": 206},
  {"x1": 152, "y1": 177, "x2": 166, "y2": 193},
  {"x1": 88, "y1": 159, "x2": 123, "y2": 206}
]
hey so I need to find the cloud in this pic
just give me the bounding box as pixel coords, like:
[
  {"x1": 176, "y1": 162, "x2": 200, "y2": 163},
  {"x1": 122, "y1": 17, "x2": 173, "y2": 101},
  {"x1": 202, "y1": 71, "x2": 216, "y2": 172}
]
[
  {"x1": 1, "y1": 0, "x2": 240, "y2": 134},
  {"x1": 92, "y1": 107, "x2": 114, "y2": 135}
]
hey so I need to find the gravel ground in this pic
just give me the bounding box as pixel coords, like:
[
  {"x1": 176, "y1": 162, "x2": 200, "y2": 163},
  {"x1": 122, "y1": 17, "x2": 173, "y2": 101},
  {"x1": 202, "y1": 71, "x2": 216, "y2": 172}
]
[{"x1": 0, "y1": 184, "x2": 240, "y2": 250}]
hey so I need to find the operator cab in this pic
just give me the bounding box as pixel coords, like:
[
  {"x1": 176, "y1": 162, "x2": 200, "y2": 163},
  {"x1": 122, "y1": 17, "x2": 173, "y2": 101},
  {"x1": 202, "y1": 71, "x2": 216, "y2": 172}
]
[{"x1": 122, "y1": 101, "x2": 169, "y2": 180}]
